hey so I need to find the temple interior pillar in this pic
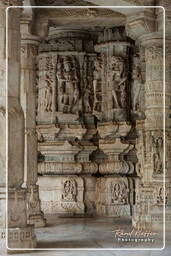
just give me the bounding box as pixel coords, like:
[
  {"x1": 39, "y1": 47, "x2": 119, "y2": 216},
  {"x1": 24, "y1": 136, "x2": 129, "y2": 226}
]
[
  {"x1": 0, "y1": 1, "x2": 37, "y2": 250},
  {"x1": 20, "y1": 9, "x2": 46, "y2": 228},
  {"x1": 127, "y1": 4, "x2": 171, "y2": 233}
]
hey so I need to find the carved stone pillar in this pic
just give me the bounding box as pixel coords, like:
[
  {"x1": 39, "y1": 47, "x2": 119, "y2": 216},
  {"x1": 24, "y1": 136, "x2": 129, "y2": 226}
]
[
  {"x1": 0, "y1": 1, "x2": 36, "y2": 250},
  {"x1": 132, "y1": 34, "x2": 166, "y2": 232},
  {"x1": 20, "y1": 19, "x2": 46, "y2": 227},
  {"x1": 132, "y1": 33, "x2": 171, "y2": 232},
  {"x1": 0, "y1": 0, "x2": 7, "y2": 250},
  {"x1": 157, "y1": 0, "x2": 171, "y2": 230},
  {"x1": 126, "y1": 6, "x2": 171, "y2": 233}
]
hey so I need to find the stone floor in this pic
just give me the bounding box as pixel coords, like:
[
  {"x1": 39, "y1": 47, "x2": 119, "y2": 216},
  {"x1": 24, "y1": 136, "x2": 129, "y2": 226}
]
[{"x1": 4, "y1": 216, "x2": 171, "y2": 256}]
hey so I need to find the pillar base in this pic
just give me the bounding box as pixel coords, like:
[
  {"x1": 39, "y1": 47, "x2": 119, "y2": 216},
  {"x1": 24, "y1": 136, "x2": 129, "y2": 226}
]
[
  {"x1": 27, "y1": 185, "x2": 46, "y2": 227},
  {"x1": 28, "y1": 213, "x2": 46, "y2": 228},
  {"x1": 132, "y1": 205, "x2": 171, "y2": 232},
  {"x1": 0, "y1": 225, "x2": 37, "y2": 251}
]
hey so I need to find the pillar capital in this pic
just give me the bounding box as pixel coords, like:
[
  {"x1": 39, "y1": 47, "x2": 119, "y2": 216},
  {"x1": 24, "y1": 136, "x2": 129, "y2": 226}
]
[{"x1": 126, "y1": 9, "x2": 156, "y2": 41}]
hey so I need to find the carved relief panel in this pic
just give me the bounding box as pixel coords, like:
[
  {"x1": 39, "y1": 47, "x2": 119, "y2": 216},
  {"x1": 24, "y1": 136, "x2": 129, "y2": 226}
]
[
  {"x1": 95, "y1": 27, "x2": 131, "y2": 122},
  {"x1": 36, "y1": 27, "x2": 141, "y2": 219},
  {"x1": 37, "y1": 54, "x2": 57, "y2": 118},
  {"x1": 56, "y1": 55, "x2": 81, "y2": 113},
  {"x1": 96, "y1": 177, "x2": 134, "y2": 217}
]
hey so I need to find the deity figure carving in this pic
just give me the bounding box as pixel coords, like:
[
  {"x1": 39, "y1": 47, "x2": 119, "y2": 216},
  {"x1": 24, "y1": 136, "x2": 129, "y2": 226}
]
[
  {"x1": 83, "y1": 87, "x2": 91, "y2": 113},
  {"x1": 109, "y1": 56, "x2": 127, "y2": 109},
  {"x1": 93, "y1": 56, "x2": 102, "y2": 113},
  {"x1": 61, "y1": 178, "x2": 77, "y2": 202},
  {"x1": 37, "y1": 56, "x2": 54, "y2": 113},
  {"x1": 82, "y1": 56, "x2": 93, "y2": 113},
  {"x1": 152, "y1": 136, "x2": 163, "y2": 174},
  {"x1": 110, "y1": 181, "x2": 127, "y2": 204},
  {"x1": 132, "y1": 64, "x2": 143, "y2": 111},
  {"x1": 44, "y1": 73, "x2": 53, "y2": 112},
  {"x1": 56, "y1": 56, "x2": 80, "y2": 113},
  {"x1": 157, "y1": 187, "x2": 167, "y2": 205}
]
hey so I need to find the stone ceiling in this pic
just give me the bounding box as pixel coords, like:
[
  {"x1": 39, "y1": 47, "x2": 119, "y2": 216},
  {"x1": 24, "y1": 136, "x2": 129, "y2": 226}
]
[
  {"x1": 35, "y1": 6, "x2": 126, "y2": 29},
  {"x1": 35, "y1": 0, "x2": 96, "y2": 6},
  {"x1": 34, "y1": 0, "x2": 156, "y2": 18},
  {"x1": 33, "y1": 0, "x2": 156, "y2": 35},
  {"x1": 35, "y1": 0, "x2": 155, "y2": 6}
]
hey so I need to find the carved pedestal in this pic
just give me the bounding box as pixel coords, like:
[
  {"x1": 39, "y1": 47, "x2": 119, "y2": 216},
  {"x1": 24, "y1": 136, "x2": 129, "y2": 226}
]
[
  {"x1": 96, "y1": 177, "x2": 135, "y2": 217},
  {"x1": 7, "y1": 188, "x2": 36, "y2": 249},
  {"x1": 96, "y1": 121, "x2": 136, "y2": 217}
]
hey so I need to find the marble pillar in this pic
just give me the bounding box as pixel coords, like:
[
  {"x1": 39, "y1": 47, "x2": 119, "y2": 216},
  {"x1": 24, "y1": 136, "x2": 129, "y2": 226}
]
[
  {"x1": 0, "y1": 1, "x2": 36, "y2": 250},
  {"x1": 0, "y1": 0, "x2": 7, "y2": 250},
  {"x1": 132, "y1": 34, "x2": 166, "y2": 231},
  {"x1": 126, "y1": 6, "x2": 171, "y2": 233},
  {"x1": 20, "y1": 18, "x2": 46, "y2": 227}
]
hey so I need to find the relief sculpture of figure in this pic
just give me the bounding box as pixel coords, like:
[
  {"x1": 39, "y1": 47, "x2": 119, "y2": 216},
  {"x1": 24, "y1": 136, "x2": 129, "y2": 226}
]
[
  {"x1": 56, "y1": 56, "x2": 80, "y2": 113},
  {"x1": 110, "y1": 56, "x2": 127, "y2": 109},
  {"x1": 152, "y1": 136, "x2": 163, "y2": 174},
  {"x1": 44, "y1": 73, "x2": 53, "y2": 112},
  {"x1": 93, "y1": 56, "x2": 102, "y2": 112},
  {"x1": 62, "y1": 179, "x2": 77, "y2": 202},
  {"x1": 132, "y1": 64, "x2": 143, "y2": 111},
  {"x1": 82, "y1": 56, "x2": 93, "y2": 113},
  {"x1": 56, "y1": 58, "x2": 65, "y2": 110},
  {"x1": 111, "y1": 182, "x2": 127, "y2": 204},
  {"x1": 37, "y1": 57, "x2": 53, "y2": 113},
  {"x1": 83, "y1": 87, "x2": 91, "y2": 113}
]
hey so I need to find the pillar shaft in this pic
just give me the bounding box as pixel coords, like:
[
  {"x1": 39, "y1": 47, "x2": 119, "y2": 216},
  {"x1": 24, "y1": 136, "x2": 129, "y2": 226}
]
[
  {"x1": 20, "y1": 20, "x2": 46, "y2": 227},
  {"x1": 0, "y1": 1, "x2": 37, "y2": 250}
]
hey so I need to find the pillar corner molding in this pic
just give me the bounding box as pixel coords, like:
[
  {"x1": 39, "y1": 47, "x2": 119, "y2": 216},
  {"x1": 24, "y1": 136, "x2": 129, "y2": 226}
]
[{"x1": 126, "y1": 9, "x2": 156, "y2": 41}]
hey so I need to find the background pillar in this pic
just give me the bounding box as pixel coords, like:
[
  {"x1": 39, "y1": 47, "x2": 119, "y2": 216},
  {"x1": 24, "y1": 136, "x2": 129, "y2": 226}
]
[
  {"x1": 20, "y1": 16, "x2": 46, "y2": 228},
  {"x1": 0, "y1": 1, "x2": 37, "y2": 250}
]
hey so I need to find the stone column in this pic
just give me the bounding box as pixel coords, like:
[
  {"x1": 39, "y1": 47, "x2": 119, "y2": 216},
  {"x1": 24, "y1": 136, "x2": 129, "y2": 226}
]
[
  {"x1": 157, "y1": 0, "x2": 171, "y2": 230},
  {"x1": 20, "y1": 18, "x2": 46, "y2": 227},
  {"x1": 126, "y1": 7, "x2": 171, "y2": 233},
  {"x1": 134, "y1": 33, "x2": 166, "y2": 231},
  {"x1": 0, "y1": 0, "x2": 7, "y2": 250},
  {"x1": 0, "y1": 1, "x2": 36, "y2": 250}
]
